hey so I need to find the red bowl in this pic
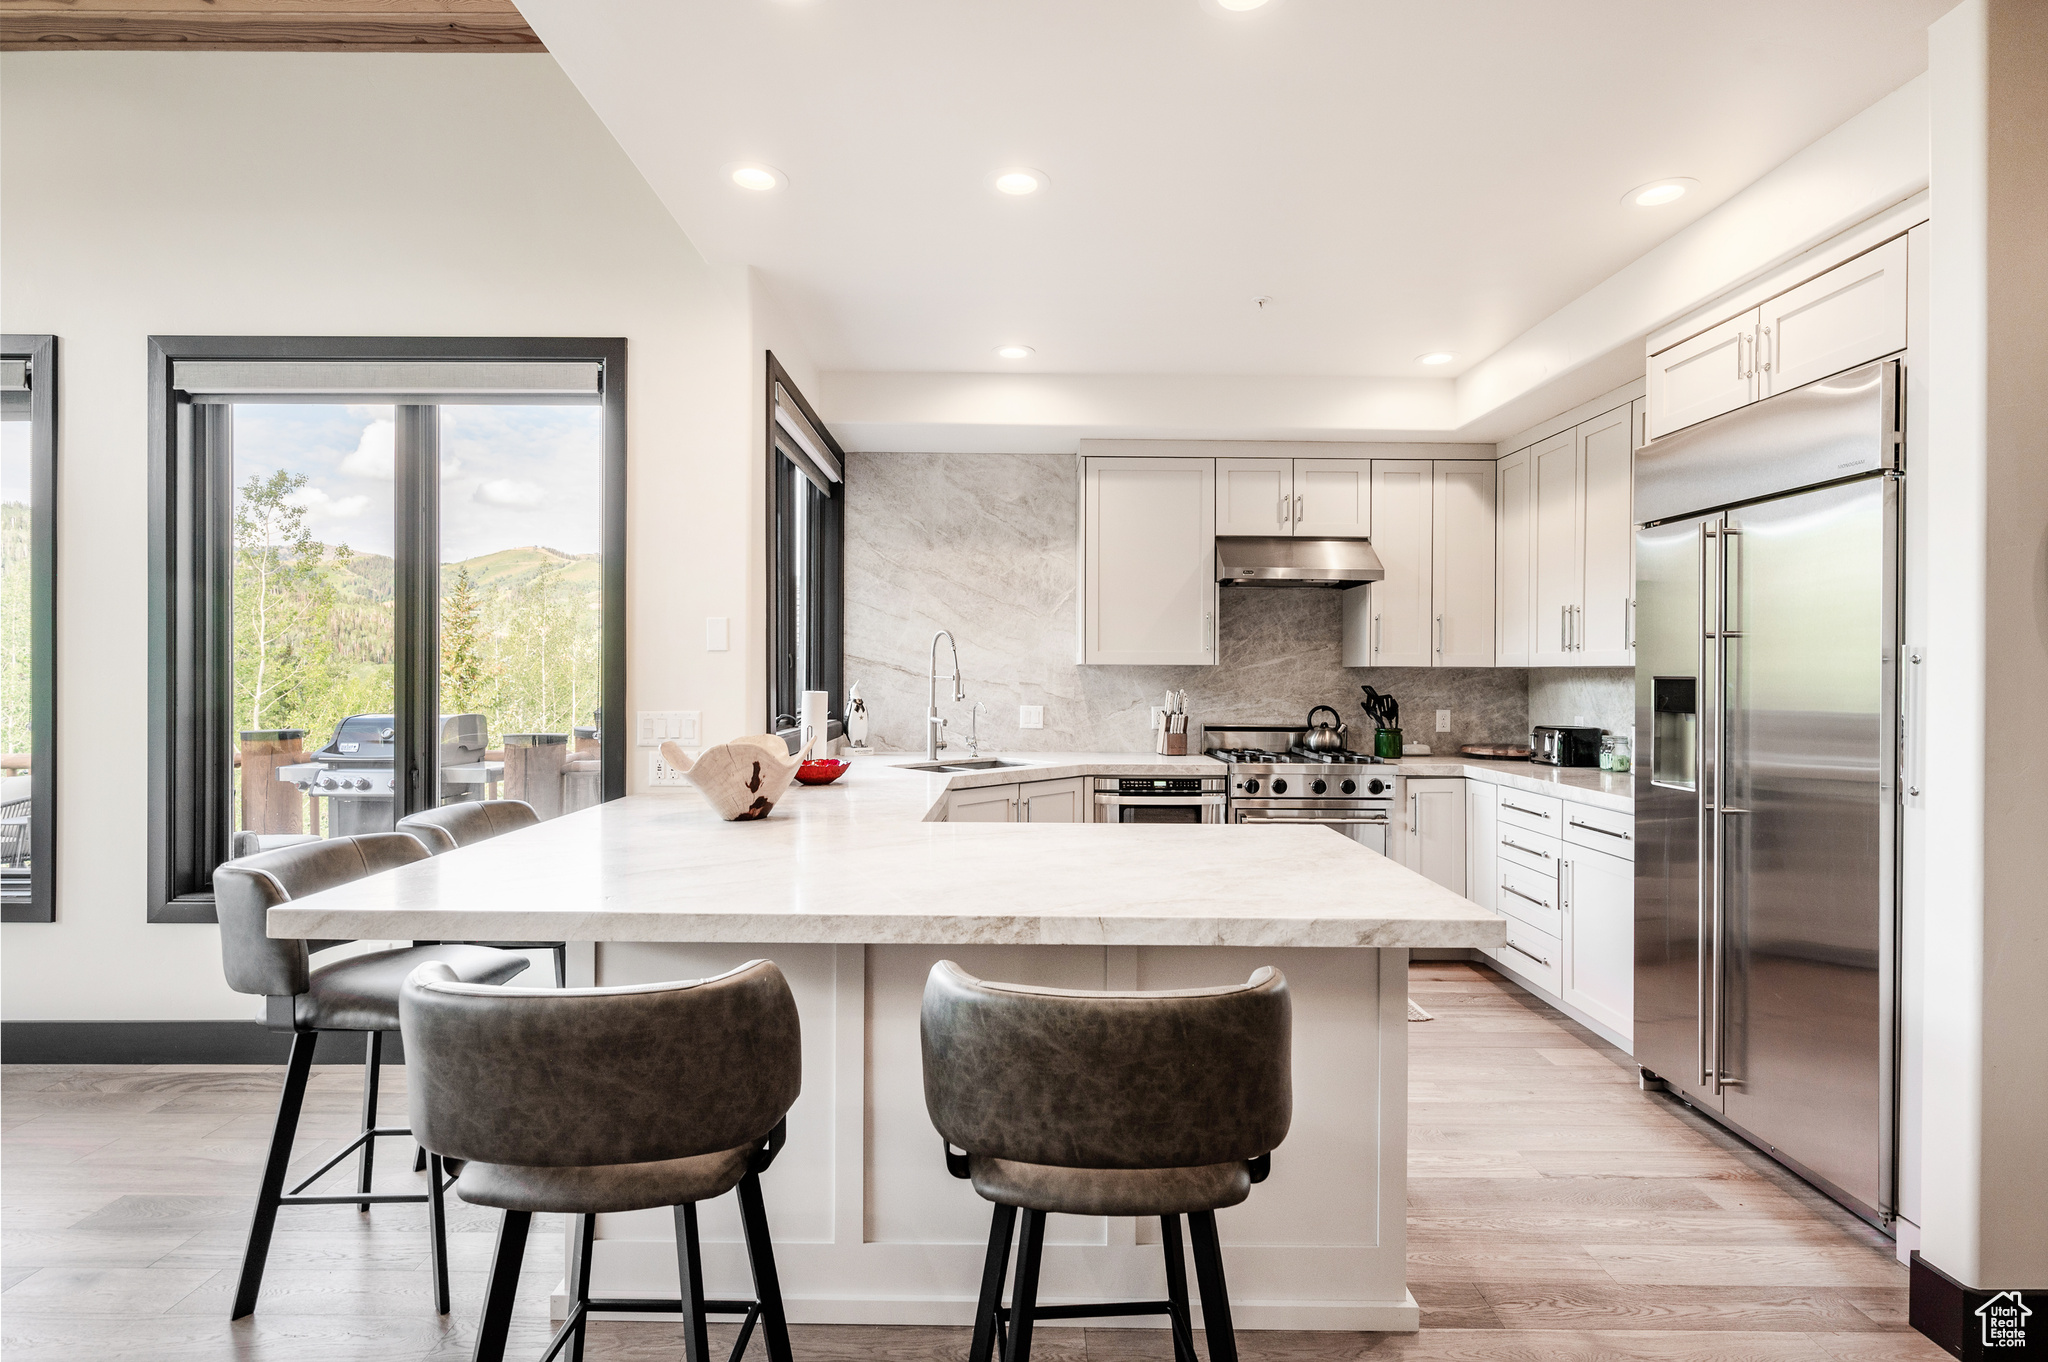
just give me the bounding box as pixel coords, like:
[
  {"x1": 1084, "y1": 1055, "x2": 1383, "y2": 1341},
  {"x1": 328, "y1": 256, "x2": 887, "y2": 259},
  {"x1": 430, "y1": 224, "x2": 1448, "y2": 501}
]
[{"x1": 796, "y1": 758, "x2": 851, "y2": 786}]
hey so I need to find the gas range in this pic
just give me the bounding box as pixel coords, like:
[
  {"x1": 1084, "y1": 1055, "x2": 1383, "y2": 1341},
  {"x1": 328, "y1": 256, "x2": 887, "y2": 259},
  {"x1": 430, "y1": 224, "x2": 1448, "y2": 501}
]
[
  {"x1": 1205, "y1": 724, "x2": 1398, "y2": 854},
  {"x1": 1209, "y1": 749, "x2": 1394, "y2": 799}
]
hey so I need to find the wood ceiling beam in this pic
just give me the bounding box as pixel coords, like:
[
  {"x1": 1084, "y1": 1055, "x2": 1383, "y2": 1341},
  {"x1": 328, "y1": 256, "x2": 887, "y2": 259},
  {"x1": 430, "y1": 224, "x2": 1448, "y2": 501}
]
[{"x1": 0, "y1": 0, "x2": 543, "y2": 52}]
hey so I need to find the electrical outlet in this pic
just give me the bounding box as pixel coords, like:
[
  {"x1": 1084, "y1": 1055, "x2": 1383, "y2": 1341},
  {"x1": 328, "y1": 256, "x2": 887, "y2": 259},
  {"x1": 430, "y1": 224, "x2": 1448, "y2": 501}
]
[
  {"x1": 649, "y1": 750, "x2": 692, "y2": 787},
  {"x1": 1574, "y1": 714, "x2": 1586, "y2": 725},
  {"x1": 1151, "y1": 706, "x2": 1167, "y2": 733},
  {"x1": 706, "y1": 617, "x2": 730, "y2": 652},
  {"x1": 1436, "y1": 708, "x2": 1451, "y2": 733},
  {"x1": 1019, "y1": 705, "x2": 1044, "y2": 729},
  {"x1": 636, "y1": 711, "x2": 701, "y2": 747}
]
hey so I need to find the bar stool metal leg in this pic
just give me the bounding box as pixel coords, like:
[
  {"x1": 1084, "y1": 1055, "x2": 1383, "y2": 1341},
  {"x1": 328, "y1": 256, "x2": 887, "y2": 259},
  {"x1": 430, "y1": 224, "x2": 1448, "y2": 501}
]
[
  {"x1": 357, "y1": 1031, "x2": 383, "y2": 1213},
  {"x1": 1187, "y1": 1210, "x2": 1240, "y2": 1362},
  {"x1": 231, "y1": 1030, "x2": 318, "y2": 1320},
  {"x1": 969, "y1": 1203, "x2": 1019, "y2": 1362},
  {"x1": 673, "y1": 1202, "x2": 711, "y2": 1362},
  {"x1": 736, "y1": 1170, "x2": 794, "y2": 1362},
  {"x1": 472, "y1": 1209, "x2": 532, "y2": 1362},
  {"x1": 551, "y1": 945, "x2": 567, "y2": 989},
  {"x1": 566, "y1": 1214, "x2": 596, "y2": 1362},
  {"x1": 1160, "y1": 1214, "x2": 1199, "y2": 1362},
  {"x1": 426, "y1": 1153, "x2": 451, "y2": 1315},
  {"x1": 1002, "y1": 1209, "x2": 1047, "y2": 1362}
]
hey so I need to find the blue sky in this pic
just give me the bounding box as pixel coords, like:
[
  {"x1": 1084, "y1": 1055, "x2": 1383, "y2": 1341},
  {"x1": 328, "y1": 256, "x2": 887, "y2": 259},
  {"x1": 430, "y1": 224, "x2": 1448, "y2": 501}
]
[{"x1": 231, "y1": 404, "x2": 604, "y2": 562}]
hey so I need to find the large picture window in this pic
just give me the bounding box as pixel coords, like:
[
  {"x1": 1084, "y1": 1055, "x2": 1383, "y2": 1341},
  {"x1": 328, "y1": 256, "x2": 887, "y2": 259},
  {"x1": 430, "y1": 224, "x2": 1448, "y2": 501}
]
[
  {"x1": 2, "y1": 335, "x2": 56, "y2": 923},
  {"x1": 147, "y1": 339, "x2": 626, "y2": 923},
  {"x1": 765, "y1": 355, "x2": 845, "y2": 747}
]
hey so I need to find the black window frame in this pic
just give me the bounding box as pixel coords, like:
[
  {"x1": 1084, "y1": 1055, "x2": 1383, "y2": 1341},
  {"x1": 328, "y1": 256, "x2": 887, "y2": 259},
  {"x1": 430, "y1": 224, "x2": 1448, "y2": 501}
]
[
  {"x1": 764, "y1": 353, "x2": 845, "y2": 745},
  {"x1": 2, "y1": 334, "x2": 58, "y2": 924},
  {"x1": 146, "y1": 336, "x2": 627, "y2": 924}
]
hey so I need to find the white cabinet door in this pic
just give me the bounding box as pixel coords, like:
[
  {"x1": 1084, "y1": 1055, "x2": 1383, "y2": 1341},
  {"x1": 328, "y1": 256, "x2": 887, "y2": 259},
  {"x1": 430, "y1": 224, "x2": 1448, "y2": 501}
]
[
  {"x1": 1561, "y1": 844, "x2": 1634, "y2": 1043},
  {"x1": 1647, "y1": 309, "x2": 1756, "y2": 440},
  {"x1": 1760, "y1": 236, "x2": 1906, "y2": 397},
  {"x1": 1082, "y1": 457, "x2": 1216, "y2": 665},
  {"x1": 1494, "y1": 446, "x2": 1534, "y2": 667},
  {"x1": 1575, "y1": 406, "x2": 1635, "y2": 665},
  {"x1": 1292, "y1": 458, "x2": 1373, "y2": 537},
  {"x1": 1215, "y1": 458, "x2": 1292, "y2": 537},
  {"x1": 948, "y1": 784, "x2": 1017, "y2": 823},
  {"x1": 1018, "y1": 776, "x2": 1087, "y2": 824},
  {"x1": 1402, "y1": 777, "x2": 1466, "y2": 897},
  {"x1": 1431, "y1": 461, "x2": 1495, "y2": 667},
  {"x1": 1528, "y1": 430, "x2": 1580, "y2": 666},
  {"x1": 1465, "y1": 780, "x2": 1498, "y2": 914},
  {"x1": 1364, "y1": 459, "x2": 1433, "y2": 667}
]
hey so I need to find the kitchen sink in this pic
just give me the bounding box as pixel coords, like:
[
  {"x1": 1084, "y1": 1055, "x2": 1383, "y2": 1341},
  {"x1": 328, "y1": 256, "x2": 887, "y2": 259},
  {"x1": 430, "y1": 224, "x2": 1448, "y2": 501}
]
[{"x1": 894, "y1": 758, "x2": 1038, "y2": 773}]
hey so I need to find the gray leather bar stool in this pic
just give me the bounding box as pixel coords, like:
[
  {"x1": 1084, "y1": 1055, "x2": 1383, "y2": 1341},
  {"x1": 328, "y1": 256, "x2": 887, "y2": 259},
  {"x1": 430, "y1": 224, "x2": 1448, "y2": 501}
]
[
  {"x1": 400, "y1": 957, "x2": 803, "y2": 1362},
  {"x1": 921, "y1": 961, "x2": 1291, "y2": 1362},
  {"x1": 213, "y1": 833, "x2": 531, "y2": 1320},
  {"x1": 395, "y1": 799, "x2": 567, "y2": 988}
]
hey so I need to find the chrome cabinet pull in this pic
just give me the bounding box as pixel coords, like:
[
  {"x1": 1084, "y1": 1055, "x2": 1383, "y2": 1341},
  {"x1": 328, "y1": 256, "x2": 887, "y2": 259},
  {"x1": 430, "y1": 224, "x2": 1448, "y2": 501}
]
[
  {"x1": 1561, "y1": 859, "x2": 1573, "y2": 913},
  {"x1": 1204, "y1": 611, "x2": 1213, "y2": 655},
  {"x1": 1374, "y1": 614, "x2": 1381, "y2": 655},
  {"x1": 1758, "y1": 325, "x2": 1772, "y2": 374},
  {"x1": 1735, "y1": 332, "x2": 1746, "y2": 380},
  {"x1": 1560, "y1": 605, "x2": 1568, "y2": 651},
  {"x1": 1500, "y1": 800, "x2": 1551, "y2": 819},
  {"x1": 1501, "y1": 882, "x2": 1551, "y2": 910},
  {"x1": 1295, "y1": 494, "x2": 1304, "y2": 525},
  {"x1": 1567, "y1": 817, "x2": 1630, "y2": 840},
  {"x1": 1435, "y1": 615, "x2": 1443, "y2": 655},
  {"x1": 1501, "y1": 837, "x2": 1550, "y2": 859},
  {"x1": 1279, "y1": 494, "x2": 1289, "y2": 525},
  {"x1": 1504, "y1": 939, "x2": 1551, "y2": 968}
]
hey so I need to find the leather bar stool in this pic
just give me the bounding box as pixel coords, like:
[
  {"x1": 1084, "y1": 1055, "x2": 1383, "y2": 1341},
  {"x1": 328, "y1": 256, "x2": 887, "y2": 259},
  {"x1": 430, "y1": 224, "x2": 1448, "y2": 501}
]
[
  {"x1": 395, "y1": 799, "x2": 567, "y2": 988},
  {"x1": 921, "y1": 961, "x2": 1291, "y2": 1362},
  {"x1": 213, "y1": 834, "x2": 531, "y2": 1320},
  {"x1": 400, "y1": 957, "x2": 803, "y2": 1362}
]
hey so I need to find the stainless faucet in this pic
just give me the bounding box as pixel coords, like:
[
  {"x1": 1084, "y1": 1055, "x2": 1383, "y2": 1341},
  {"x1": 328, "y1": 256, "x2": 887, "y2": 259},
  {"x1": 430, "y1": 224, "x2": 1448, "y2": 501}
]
[
  {"x1": 927, "y1": 630, "x2": 965, "y2": 761},
  {"x1": 968, "y1": 701, "x2": 986, "y2": 758}
]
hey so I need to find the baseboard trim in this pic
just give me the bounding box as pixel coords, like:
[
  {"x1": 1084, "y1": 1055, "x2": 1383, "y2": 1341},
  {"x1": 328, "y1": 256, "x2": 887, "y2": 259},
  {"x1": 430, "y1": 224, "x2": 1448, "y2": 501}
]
[
  {"x1": 1911, "y1": 1251, "x2": 2045, "y2": 1358},
  {"x1": 1, "y1": 1020, "x2": 401, "y2": 1065}
]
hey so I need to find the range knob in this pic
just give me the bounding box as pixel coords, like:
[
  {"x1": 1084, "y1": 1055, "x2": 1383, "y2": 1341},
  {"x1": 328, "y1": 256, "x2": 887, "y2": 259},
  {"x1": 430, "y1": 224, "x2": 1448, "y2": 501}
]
[
  {"x1": 295, "y1": 781, "x2": 310, "y2": 792},
  {"x1": 1340, "y1": 778, "x2": 1357, "y2": 795},
  {"x1": 1310, "y1": 778, "x2": 1328, "y2": 795},
  {"x1": 1367, "y1": 777, "x2": 1387, "y2": 795},
  {"x1": 319, "y1": 777, "x2": 337, "y2": 790},
  {"x1": 1242, "y1": 778, "x2": 1260, "y2": 795},
  {"x1": 1270, "y1": 777, "x2": 1288, "y2": 795},
  {"x1": 355, "y1": 778, "x2": 373, "y2": 791}
]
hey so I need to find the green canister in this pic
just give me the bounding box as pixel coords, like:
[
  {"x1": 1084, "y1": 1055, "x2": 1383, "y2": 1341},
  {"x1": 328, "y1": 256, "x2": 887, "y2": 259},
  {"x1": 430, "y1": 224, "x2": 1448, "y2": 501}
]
[{"x1": 1373, "y1": 727, "x2": 1403, "y2": 759}]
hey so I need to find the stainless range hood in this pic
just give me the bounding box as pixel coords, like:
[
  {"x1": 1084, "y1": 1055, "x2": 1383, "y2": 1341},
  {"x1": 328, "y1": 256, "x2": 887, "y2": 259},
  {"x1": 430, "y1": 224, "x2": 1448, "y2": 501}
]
[{"x1": 1216, "y1": 536, "x2": 1385, "y2": 588}]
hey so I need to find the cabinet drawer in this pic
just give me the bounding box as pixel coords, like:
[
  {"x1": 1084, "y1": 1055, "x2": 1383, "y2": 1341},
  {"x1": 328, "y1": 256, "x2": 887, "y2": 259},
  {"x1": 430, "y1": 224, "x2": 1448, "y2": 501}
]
[
  {"x1": 1497, "y1": 826, "x2": 1560, "y2": 876},
  {"x1": 1497, "y1": 860, "x2": 1564, "y2": 936},
  {"x1": 1497, "y1": 790, "x2": 1563, "y2": 834},
  {"x1": 1562, "y1": 803, "x2": 1634, "y2": 859},
  {"x1": 1496, "y1": 916, "x2": 1562, "y2": 994}
]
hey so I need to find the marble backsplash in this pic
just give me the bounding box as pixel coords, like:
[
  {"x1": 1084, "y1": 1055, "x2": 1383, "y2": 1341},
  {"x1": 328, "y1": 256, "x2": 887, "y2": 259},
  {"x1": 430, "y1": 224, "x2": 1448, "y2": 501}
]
[
  {"x1": 1527, "y1": 667, "x2": 1636, "y2": 738},
  {"x1": 845, "y1": 452, "x2": 1535, "y2": 755}
]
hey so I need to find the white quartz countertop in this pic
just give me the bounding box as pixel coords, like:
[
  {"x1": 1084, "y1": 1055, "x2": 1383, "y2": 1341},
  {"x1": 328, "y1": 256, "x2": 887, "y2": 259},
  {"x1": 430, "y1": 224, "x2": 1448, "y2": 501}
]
[{"x1": 268, "y1": 751, "x2": 1507, "y2": 950}]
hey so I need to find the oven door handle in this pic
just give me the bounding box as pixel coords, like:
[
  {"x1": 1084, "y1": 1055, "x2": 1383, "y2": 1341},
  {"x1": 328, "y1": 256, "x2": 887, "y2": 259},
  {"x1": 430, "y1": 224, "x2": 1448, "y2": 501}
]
[{"x1": 1237, "y1": 815, "x2": 1391, "y2": 826}]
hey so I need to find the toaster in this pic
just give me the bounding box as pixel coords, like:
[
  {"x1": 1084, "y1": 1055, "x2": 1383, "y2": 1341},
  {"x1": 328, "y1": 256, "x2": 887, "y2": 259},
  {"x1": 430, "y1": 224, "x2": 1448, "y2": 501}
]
[{"x1": 1531, "y1": 725, "x2": 1604, "y2": 767}]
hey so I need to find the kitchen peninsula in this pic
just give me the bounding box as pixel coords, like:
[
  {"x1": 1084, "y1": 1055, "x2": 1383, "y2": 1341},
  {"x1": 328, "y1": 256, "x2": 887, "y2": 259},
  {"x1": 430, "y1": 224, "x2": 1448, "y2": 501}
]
[{"x1": 269, "y1": 754, "x2": 1504, "y2": 1332}]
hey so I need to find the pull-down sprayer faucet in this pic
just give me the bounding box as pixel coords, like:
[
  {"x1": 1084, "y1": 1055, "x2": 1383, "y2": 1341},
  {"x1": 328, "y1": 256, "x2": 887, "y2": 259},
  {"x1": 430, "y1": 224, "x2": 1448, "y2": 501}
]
[{"x1": 927, "y1": 630, "x2": 965, "y2": 761}]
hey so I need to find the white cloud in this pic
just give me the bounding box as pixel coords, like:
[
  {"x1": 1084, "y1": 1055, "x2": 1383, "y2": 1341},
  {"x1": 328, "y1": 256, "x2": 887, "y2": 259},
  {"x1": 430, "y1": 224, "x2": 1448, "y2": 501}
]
[
  {"x1": 475, "y1": 479, "x2": 548, "y2": 508},
  {"x1": 284, "y1": 485, "x2": 369, "y2": 519},
  {"x1": 340, "y1": 419, "x2": 394, "y2": 479}
]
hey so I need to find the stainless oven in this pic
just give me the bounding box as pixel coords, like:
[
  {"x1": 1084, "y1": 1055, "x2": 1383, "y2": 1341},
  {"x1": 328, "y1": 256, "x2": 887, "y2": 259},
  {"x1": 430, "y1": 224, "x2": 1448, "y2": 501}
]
[
  {"x1": 1092, "y1": 776, "x2": 1227, "y2": 824},
  {"x1": 1229, "y1": 799, "x2": 1393, "y2": 855}
]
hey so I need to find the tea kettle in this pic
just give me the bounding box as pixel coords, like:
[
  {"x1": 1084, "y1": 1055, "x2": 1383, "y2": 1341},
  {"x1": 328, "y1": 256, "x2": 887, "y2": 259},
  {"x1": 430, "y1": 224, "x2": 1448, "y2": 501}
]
[{"x1": 1302, "y1": 705, "x2": 1349, "y2": 752}]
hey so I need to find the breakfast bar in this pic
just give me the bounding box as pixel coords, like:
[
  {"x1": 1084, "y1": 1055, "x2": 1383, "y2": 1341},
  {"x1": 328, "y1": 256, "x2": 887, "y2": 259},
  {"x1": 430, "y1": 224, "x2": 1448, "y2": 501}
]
[{"x1": 267, "y1": 759, "x2": 1505, "y2": 1332}]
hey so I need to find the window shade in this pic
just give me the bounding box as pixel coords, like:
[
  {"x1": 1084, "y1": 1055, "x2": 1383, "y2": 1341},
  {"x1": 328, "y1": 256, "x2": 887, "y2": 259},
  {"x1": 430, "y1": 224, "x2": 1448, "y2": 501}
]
[
  {"x1": 171, "y1": 360, "x2": 602, "y2": 405},
  {"x1": 773, "y1": 381, "x2": 841, "y2": 494},
  {"x1": 1, "y1": 359, "x2": 27, "y2": 392}
]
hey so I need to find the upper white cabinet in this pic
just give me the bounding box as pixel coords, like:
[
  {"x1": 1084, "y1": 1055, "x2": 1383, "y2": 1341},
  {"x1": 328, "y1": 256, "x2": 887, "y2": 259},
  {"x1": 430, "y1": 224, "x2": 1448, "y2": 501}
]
[
  {"x1": 1081, "y1": 457, "x2": 1216, "y2": 665},
  {"x1": 1500, "y1": 407, "x2": 1635, "y2": 669},
  {"x1": 1293, "y1": 458, "x2": 1374, "y2": 537},
  {"x1": 1759, "y1": 235, "x2": 1906, "y2": 397},
  {"x1": 1432, "y1": 462, "x2": 1496, "y2": 667},
  {"x1": 1215, "y1": 457, "x2": 1372, "y2": 537},
  {"x1": 1216, "y1": 458, "x2": 1292, "y2": 536},
  {"x1": 1647, "y1": 235, "x2": 1908, "y2": 440},
  {"x1": 1342, "y1": 458, "x2": 1494, "y2": 668}
]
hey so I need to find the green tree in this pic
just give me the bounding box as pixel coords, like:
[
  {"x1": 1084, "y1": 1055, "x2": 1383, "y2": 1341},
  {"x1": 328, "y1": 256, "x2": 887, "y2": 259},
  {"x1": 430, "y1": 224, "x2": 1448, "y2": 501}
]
[
  {"x1": 233, "y1": 470, "x2": 349, "y2": 734},
  {"x1": 440, "y1": 565, "x2": 489, "y2": 734}
]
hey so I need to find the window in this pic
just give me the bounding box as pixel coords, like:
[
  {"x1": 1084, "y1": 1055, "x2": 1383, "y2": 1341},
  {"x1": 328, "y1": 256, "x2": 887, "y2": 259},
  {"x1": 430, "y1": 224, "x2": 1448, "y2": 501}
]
[
  {"x1": 2, "y1": 336, "x2": 56, "y2": 923},
  {"x1": 765, "y1": 355, "x2": 845, "y2": 747},
  {"x1": 147, "y1": 339, "x2": 625, "y2": 923}
]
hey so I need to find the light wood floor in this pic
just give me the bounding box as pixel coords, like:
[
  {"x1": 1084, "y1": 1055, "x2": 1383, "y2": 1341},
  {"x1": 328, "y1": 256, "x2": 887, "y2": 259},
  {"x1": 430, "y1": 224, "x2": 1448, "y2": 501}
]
[{"x1": 1, "y1": 960, "x2": 1942, "y2": 1360}]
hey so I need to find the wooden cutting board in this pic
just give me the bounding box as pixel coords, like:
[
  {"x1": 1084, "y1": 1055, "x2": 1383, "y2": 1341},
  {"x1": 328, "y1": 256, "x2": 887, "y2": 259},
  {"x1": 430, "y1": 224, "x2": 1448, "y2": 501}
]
[{"x1": 1460, "y1": 744, "x2": 1533, "y2": 760}]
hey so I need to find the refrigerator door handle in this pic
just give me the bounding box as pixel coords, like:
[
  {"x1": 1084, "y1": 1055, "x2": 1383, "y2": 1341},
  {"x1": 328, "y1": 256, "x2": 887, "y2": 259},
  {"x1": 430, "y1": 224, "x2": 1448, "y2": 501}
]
[{"x1": 1699, "y1": 524, "x2": 1718, "y2": 1091}]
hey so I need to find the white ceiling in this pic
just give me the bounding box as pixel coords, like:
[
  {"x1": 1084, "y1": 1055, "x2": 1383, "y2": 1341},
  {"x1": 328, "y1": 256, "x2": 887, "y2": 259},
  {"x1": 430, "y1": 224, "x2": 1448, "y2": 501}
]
[{"x1": 518, "y1": 0, "x2": 1950, "y2": 382}]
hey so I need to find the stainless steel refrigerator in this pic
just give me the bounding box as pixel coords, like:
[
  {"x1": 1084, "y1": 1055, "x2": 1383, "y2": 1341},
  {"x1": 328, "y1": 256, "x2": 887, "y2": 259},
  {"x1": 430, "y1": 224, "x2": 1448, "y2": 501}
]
[{"x1": 1633, "y1": 358, "x2": 1902, "y2": 1227}]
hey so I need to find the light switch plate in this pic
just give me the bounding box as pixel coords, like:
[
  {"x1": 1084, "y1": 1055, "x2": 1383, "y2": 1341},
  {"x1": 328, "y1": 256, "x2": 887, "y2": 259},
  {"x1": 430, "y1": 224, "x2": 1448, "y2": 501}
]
[
  {"x1": 649, "y1": 750, "x2": 692, "y2": 787},
  {"x1": 1018, "y1": 705, "x2": 1043, "y2": 730},
  {"x1": 1436, "y1": 709, "x2": 1451, "y2": 733},
  {"x1": 637, "y1": 711, "x2": 701, "y2": 747},
  {"x1": 706, "y1": 617, "x2": 730, "y2": 652}
]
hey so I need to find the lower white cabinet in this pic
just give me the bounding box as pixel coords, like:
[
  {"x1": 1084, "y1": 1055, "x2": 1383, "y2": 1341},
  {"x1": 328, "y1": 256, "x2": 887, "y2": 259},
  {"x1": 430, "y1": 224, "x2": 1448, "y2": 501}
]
[
  {"x1": 946, "y1": 784, "x2": 1018, "y2": 823},
  {"x1": 1017, "y1": 777, "x2": 1087, "y2": 824},
  {"x1": 1560, "y1": 844, "x2": 1633, "y2": 1039},
  {"x1": 1464, "y1": 781, "x2": 1497, "y2": 915},
  {"x1": 1401, "y1": 777, "x2": 1466, "y2": 897}
]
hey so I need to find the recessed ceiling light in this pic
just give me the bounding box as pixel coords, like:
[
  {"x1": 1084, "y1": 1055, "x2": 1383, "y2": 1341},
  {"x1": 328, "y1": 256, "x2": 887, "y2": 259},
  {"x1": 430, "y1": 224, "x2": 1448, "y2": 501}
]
[
  {"x1": 728, "y1": 164, "x2": 785, "y2": 192},
  {"x1": 992, "y1": 168, "x2": 1048, "y2": 196},
  {"x1": 995, "y1": 345, "x2": 1036, "y2": 360},
  {"x1": 1417, "y1": 352, "x2": 1456, "y2": 366},
  {"x1": 1625, "y1": 177, "x2": 1697, "y2": 207}
]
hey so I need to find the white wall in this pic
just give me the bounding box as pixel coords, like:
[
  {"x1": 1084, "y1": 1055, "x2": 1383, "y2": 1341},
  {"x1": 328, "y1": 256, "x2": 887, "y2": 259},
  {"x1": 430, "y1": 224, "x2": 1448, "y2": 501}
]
[{"x1": 0, "y1": 52, "x2": 771, "y2": 1020}]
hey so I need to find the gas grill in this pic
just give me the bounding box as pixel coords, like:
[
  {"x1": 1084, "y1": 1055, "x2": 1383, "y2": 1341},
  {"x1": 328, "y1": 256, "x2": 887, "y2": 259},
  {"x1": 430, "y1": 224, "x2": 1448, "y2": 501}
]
[{"x1": 276, "y1": 713, "x2": 496, "y2": 836}]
